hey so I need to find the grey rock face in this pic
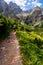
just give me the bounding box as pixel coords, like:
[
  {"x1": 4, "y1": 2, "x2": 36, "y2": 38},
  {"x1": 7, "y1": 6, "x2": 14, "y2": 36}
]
[{"x1": 0, "y1": 0, "x2": 22, "y2": 17}]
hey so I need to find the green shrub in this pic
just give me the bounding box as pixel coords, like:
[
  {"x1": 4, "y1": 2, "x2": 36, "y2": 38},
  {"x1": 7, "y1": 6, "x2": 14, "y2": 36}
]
[
  {"x1": 16, "y1": 31, "x2": 43, "y2": 65},
  {"x1": 0, "y1": 15, "x2": 12, "y2": 39}
]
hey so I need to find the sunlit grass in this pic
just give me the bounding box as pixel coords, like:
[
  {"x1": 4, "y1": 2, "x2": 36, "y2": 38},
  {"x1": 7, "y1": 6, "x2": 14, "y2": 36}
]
[{"x1": 16, "y1": 31, "x2": 43, "y2": 65}]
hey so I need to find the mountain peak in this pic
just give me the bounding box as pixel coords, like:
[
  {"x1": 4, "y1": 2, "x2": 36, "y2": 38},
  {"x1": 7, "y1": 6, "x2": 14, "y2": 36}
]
[
  {"x1": 35, "y1": 6, "x2": 40, "y2": 8},
  {"x1": 34, "y1": 6, "x2": 41, "y2": 10},
  {"x1": 29, "y1": 6, "x2": 42, "y2": 15},
  {"x1": 9, "y1": 1, "x2": 18, "y2": 8},
  {"x1": 0, "y1": 0, "x2": 22, "y2": 17}
]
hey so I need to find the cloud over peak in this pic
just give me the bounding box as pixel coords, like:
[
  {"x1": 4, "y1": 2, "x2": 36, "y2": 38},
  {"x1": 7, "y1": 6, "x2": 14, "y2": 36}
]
[{"x1": 5, "y1": 0, "x2": 42, "y2": 11}]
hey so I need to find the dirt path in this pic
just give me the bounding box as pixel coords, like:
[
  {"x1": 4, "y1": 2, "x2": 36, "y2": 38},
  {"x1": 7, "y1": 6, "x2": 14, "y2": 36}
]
[{"x1": 0, "y1": 31, "x2": 22, "y2": 65}]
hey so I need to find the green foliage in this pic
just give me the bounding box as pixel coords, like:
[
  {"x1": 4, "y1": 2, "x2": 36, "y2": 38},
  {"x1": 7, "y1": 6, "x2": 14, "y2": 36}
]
[
  {"x1": 0, "y1": 14, "x2": 43, "y2": 65},
  {"x1": 0, "y1": 14, "x2": 16, "y2": 39},
  {"x1": 40, "y1": 22, "x2": 43, "y2": 28},
  {"x1": 16, "y1": 31, "x2": 43, "y2": 65},
  {"x1": 0, "y1": 14, "x2": 23, "y2": 39}
]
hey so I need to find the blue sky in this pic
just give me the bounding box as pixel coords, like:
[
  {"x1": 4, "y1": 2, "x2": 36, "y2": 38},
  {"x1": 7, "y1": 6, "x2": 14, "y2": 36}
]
[{"x1": 5, "y1": 0, "x2": 43, "y2": 11}]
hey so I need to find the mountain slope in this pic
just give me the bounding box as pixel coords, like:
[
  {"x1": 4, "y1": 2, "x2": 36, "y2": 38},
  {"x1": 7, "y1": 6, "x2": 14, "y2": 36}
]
[
  {"x1": 9, "y1": 2, "x2": 22, "y2": 15},
  {"x1": 25, "y1": 6, "x2": 43, "y2": 26},
  {"x1": 0, "y1": 0, "x2": 22, "y2": 18}
]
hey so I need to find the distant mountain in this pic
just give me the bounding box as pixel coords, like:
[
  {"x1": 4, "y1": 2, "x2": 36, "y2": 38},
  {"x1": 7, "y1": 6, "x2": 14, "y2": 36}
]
[
  {"x1": 16, "y1": 9, "x2": 32, "y2": 17},
  {"x1": 0, "y1": 0, "x2": 5, "y2": 13},
  {"x1": 0, "y1": 0, "x2": 10, "y2": 17},
  {"x1": 29, "y1": 6, "x2": 43, "y2": 16},
  {"x1": 0, "y1": 0, "x2": 43, "y2": 26},
  {"x1": 25, "y1": 6, "x2": 43, "y2": 26},
  {"x1": 9, "y1": 2, "x2": 22, "y2": 14},
  {"x1": 0, "y1": 0, "x2": 22, "y2": 18}
]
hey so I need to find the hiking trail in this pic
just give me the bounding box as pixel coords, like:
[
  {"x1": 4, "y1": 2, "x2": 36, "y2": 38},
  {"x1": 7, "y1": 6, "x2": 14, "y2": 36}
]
[{"x1": 0, "y1": 31, "x2": 22, "y2": 65}]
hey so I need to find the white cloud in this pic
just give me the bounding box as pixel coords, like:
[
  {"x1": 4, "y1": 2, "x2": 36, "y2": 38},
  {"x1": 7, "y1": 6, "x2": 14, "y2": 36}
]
[
  {"x1": 14, "y1": 0, "x2": 27, "y2": 6},
  {"x1": 32, "y1": 0, "x2": 42, "y2": 7},
  {"x1": 27, "y1": 3, "x2": 30, "y2": 5},
  {"x1": 4, "y1": 0, "x2": 27, "y2": 10},
  {"x1": 14, "y1": 0, "x2": 27, "y2": 10},
  {"x1": 5, "y1": 0, "x2": 12, "y2": 3},
  {"x1": 4, "y1": 0, "x2": 42, "y2": 10},
  {"x1": 37, "y1": 3, "x2": 42, "y2": 7}
]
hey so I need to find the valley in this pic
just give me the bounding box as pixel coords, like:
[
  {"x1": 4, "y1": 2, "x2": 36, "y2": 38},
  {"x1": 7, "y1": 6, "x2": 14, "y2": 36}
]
[{"x1": 0, "y1": 0, "x2": 43, "y2": 65}]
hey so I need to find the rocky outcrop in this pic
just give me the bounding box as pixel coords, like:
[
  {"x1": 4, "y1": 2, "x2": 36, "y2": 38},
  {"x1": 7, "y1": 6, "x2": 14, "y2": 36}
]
[
  {"x1": 0, "y1": 0, "x2": 22, "y2": 18},
  {"x1": 25, "y1": 6, "x2": 43, "y2": 25}
]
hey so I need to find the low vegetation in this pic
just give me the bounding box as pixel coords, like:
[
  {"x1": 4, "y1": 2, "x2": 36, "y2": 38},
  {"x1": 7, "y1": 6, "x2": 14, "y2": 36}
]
[
  {"x1": 0, "y1": 14, "x2": 20, "y2": 39},
  {"x1": 16, "y1": 31, "x2": 43, "y2": 65},
  {"x1": 0, "y1": 14, "x2": 43, "y2": 65}
]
